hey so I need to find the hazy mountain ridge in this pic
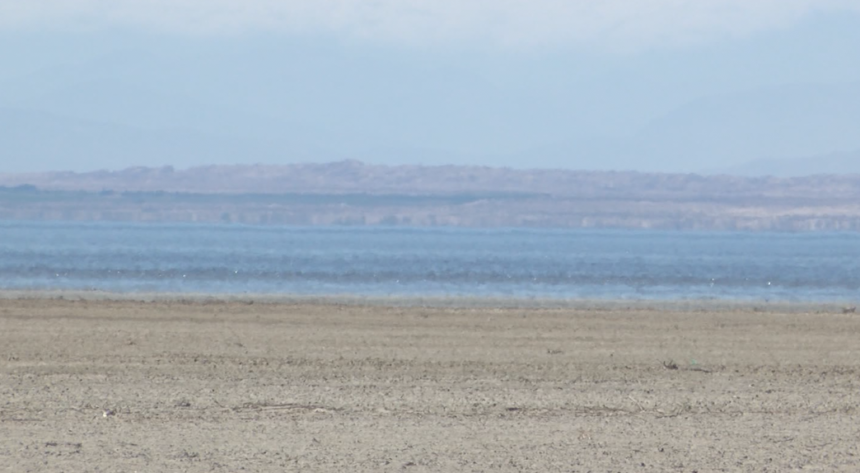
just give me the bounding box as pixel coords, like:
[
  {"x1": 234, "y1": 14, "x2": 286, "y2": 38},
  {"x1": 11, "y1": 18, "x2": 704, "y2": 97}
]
[
  {"x1": 5, "y1": 80, "x2": 860, "y2": 175},
  {"x1": 720, "y1": 149, "x2": 860, "y2": 177},
  {"x1": 3, "y1": 19, "x2": 860, "y2": 174},
  {"x1": 2, "y1": 162, "x2": 860, "y2": 231},
  {"x1": 2, "y1": 161, "x2": 859, "y2": 199}
]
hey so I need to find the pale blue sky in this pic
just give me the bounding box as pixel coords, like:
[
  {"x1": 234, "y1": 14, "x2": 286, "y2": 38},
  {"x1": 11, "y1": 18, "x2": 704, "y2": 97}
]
[{"x1": 1, "y1": 1, "x2": 860, "y2": 174}]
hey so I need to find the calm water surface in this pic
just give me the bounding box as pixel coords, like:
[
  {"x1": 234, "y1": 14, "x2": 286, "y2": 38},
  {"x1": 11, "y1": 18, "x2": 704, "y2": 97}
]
[{"x1": 1, "y1": 221, "x2": 859, "y2": 301}]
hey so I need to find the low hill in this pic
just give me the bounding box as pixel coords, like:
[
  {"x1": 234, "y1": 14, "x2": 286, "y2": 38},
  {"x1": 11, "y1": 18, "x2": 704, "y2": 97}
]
[{"x1": 1, "y1": 162, "x2": 859, "y2": 231}]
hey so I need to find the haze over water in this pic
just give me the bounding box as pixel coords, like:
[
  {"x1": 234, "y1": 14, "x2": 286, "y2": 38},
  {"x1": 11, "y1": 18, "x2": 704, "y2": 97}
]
[
  {"x1": 2, "y1": 221, "x2": 859, "y2": 302},
  {"x1": 4, "y1": 3, "x2": 860, "y2": 175}
]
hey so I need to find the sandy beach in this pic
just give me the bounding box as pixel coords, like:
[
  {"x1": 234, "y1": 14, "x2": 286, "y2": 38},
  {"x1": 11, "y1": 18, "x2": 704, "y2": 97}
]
[{"x1": 2, "y1": 297, "x2": 860, "y2": 471}]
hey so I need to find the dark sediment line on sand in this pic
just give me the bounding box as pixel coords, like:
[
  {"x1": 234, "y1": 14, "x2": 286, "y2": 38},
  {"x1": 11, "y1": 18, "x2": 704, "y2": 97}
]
[{"x1": 0, "y1": 289, "x2": 855, "y2": 313}]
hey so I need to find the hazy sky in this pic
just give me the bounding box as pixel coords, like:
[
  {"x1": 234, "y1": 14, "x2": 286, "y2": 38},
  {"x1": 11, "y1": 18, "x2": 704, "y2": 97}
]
[
  {"x1": 2, "y1": 1, "x2": 860, "y2": 174},
  {"x1": 4, "y1": 0, "x2": 859, "y2": 49}
]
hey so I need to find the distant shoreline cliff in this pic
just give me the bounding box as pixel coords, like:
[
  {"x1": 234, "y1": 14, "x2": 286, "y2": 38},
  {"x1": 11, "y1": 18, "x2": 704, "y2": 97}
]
[{"x1": 1, "y1": 161, "x2": 859, "y2": 231}]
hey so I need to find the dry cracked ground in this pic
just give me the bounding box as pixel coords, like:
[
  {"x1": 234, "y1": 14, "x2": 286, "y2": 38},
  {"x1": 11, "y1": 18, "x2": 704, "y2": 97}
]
[{"x1": 1, "y1": 298, "x2": 860, "y2": 472}]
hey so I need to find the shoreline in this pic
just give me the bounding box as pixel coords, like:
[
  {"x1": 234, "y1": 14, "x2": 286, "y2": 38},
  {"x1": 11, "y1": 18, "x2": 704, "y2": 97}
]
[{"x1": 1, "y1": 288, "x2": 855, "y2": 313}]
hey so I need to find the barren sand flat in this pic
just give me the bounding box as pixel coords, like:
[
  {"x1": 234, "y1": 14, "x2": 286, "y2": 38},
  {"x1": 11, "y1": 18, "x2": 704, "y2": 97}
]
[{"x1": 2, "y1": 299, "x2": 860, "y2": 472}]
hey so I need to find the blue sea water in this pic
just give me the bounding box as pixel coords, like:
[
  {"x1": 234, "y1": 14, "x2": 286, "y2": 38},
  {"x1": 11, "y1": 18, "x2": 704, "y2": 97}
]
[{"x1": 1, "y1": 221, "x2": 859, "y2": 301}]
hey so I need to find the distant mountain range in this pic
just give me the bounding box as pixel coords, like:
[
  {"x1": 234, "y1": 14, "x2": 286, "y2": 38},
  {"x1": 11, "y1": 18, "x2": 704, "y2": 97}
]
[
  {"x1": 2, "y1": 162, "x2": 860, "y2": 232},
  {"x1": 510, "y1": 82, "x2": 860, "y2": 174},
  {"x1": 3, "y1": 161, "x2": 860, "y2": 199},
  {"x1": 2, "y1": 37, "x2": 859, "y2": 174},
  {"x1": 718, "y1": 149, "x2": 860, "y2": 177}
]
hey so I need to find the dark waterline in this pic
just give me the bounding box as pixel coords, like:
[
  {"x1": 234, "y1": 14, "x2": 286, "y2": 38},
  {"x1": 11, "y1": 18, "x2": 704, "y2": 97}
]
[{"x1": 1, "y1": 221, "x2": 859, "y2": 302}]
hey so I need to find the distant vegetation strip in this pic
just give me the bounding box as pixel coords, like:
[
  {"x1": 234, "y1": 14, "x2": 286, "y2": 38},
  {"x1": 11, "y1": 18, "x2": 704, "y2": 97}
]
[
  {"x1": 0, "y1": 185, "x2": 545, "y2": 207},
  {"x1": 3, "y1": 162, "x2": 860, "y2": 201},
  {"x1": 3, "y1": 162, "x2": 860, "y2": 231}
]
